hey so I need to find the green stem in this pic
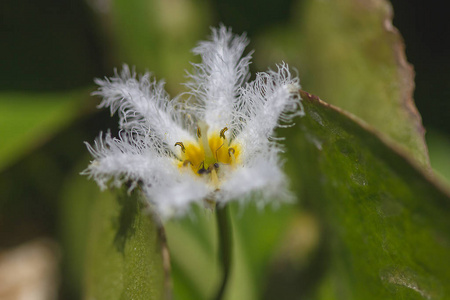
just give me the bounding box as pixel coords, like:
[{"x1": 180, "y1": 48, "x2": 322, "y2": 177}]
[{"x1": 213, "y1": 204, "x2": 233, "y2": 300}]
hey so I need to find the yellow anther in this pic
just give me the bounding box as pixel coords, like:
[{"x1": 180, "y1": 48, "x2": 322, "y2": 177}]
[
  {"x1": 228, "y1": 147, "x2": 236, "y2": 165},
  {"x1": 220, "y1": 127, "x2": 228, "y2": 139},
  {"x1": 174, "y1": 142, "x2": 186, "y2": 153},
  {"x1": 197, "y1": 127, "x2": 202, "y2": 138}
]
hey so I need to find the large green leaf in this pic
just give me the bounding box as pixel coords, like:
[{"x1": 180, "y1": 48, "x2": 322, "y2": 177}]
[
  {"x1": 255, "y1": 0, "x2": 428, "y2": 166},
  {"x1": 165, "y1": 90, "x2": 450, "y2": 300},
  {"x1": 0, "y1": 90, "x2": 89, "y2": 171},
  {"x1": 265, "y1": 91, "x2": 450, "y2": 299},
  {"x1": 83, "y1": 186, "x2": 168, "y2": 300}
]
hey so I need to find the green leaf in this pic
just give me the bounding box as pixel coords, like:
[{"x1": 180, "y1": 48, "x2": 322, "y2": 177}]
[
  {"x1": 255, "y1": 0, "x2": 428, "y2": 166},
  {"x1": 60, "y1": 163, "x2": 98, "y2": 297},
  {"x1": 83, "y1": 186, "x2": 168, "y2": 299},
  {"x1": 230, "y1": 203, "x2": 301, "y2": 299},
  {"x1": 104, "y1": 0, "x2": 210, "y2": 93},
  {"x1": 427, "y1": 130, "x2": 450, "y2": 186},
  {"x1": 165, "y1": 207, "x2": 220, "y2": 300},
  {"x1": 0, "y1": 90, "x2": 89, "y2": 171},
  {"x1": 165, "y1": 205, "x2": 259, "y2": 300},
  {"x1": 271, "y1": 91, "x2": 450, "y2": 299}
]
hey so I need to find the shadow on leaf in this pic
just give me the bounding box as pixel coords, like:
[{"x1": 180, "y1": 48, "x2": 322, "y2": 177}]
[{"x1": 113, "y1": 187, "x2": 140, "y2": 253}]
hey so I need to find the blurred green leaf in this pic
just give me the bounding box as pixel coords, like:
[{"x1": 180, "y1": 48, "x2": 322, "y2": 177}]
[
  {"x1": 103, "y1": 0, "x2": 210, "y2": 93},
  {"x1": 271, "y1": 91, "x2": 450, "y2": 299},
  {"x1": 83, "y1": 187, "x2": 168, "y2": 300},
  {"x1": 165, "y1": 205, "x2": 259, "y2": 300},
  {"x1": 60, "y1": 160, "x2": 101, "y2": 298},
  {"x1": 0, "y1": 90, "x2": 89, "y2": 171},
  {"x1": 230, "y1": 203, "x2": 302, "y2": 299},
  {"x1": 427, "y1": 130, "x2": 450, "y2": 185},
  {"x1": 165, "y1": 207, "x2": 220, "y2": 300},
  {"x1": 255, "y1": 0, "x2": 428, "y2": 166}
]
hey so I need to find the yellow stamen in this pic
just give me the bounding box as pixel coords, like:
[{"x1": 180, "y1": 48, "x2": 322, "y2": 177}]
[
  {"x1": 174, "y1": 142, "x2": 185, "y2": 153},
  {"x1": 219, "y1": 127, "x2": 228, "y2": 139},
  {"x1": 176, "y1": 126, "x2": 241, "y2": 183},
  {"x1": 228, "y1": 147, "x2": 236, "y2": 165}
]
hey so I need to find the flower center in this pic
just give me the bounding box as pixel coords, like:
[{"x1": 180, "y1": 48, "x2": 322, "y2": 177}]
[{"x1": 175, "y1": 124, "x2": 240, "y2": 183}]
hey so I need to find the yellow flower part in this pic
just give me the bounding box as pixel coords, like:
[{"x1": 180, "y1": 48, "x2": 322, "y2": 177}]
[{"x1": 175, "y1": 125, "x2": 241, "y2": 180}]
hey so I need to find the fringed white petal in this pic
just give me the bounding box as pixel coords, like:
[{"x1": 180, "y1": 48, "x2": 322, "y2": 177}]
[
  {"x1": 82, "y1": 132, "x2": 212, "y2": 219},
  {"x1": 93, "y1": 65, "x2": 195, "y2": 156},
  {"x1": 218, "y1": 147, "x2": 292, "y2": 208},
  {"x1": 82, "y1": 131, "x2": 170, "y2": 190},
  {"x1": 234, "y1": 63, "x2": 303, "y2": 161},
  {"x1": 143, "y1": 171, "x2": 212, "y2": 219},
  {"x1": 185, "y1": 25, "x2": 253, "y2": 130}
]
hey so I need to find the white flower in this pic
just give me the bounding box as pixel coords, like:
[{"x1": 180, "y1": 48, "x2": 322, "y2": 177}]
[{"x1": 83, "y1": 25, "x2": 304, "y2": 218}]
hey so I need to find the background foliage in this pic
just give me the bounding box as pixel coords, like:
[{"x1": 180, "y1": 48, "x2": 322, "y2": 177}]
[{"x1": 0, "y1": 0, "x2": 449, "y2": 299}]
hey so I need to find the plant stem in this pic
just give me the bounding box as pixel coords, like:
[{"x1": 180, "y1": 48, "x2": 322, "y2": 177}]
[{"x1": 213, "y1": 204, "x2": 232, "y2": 300}]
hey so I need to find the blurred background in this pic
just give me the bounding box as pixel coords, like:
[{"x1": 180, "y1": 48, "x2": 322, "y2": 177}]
[{"x1": 0, "y1": 0, "x2": 449, "y2": 299}]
